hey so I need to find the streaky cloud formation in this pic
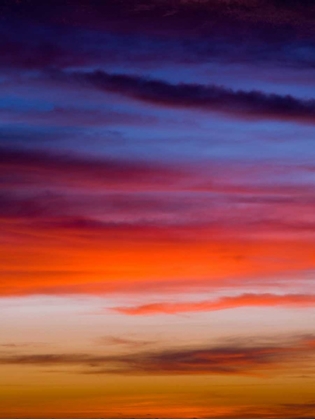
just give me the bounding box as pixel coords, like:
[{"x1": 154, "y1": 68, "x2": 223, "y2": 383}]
[
  {"x1": 1, "y1": 0, "x2": 315, "y2": 417},
  {"x1": 115, "y1": 293, "x2": 315, "y2": 315},
  {"x1": 1, "y1": 335, "x2": 315, "y2": 376},
  {"x1": 0, "y1": 146, "x2": 183, "y2": 190},
  {"x1": 54, "y1": 70, "x2": 315, "y2": 124}
]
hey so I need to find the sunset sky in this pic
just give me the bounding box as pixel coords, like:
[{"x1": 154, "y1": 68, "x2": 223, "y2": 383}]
[{"x1": 1, "y1": 0, "x2": 315, "y2": 418}]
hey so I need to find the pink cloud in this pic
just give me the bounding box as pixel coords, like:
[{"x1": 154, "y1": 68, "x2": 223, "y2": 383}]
[{"x1": 115, "y1": 293, "x2": 315, "y2": 315}]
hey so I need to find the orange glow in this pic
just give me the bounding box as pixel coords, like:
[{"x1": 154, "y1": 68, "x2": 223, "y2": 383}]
[{"x1": 1, "y1": 235, "x2": 314, "y2": 296}]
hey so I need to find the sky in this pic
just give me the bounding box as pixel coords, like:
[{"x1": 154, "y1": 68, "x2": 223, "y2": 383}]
[{"x1": 1, "y1": 0, "x2": 315, "y2": 418}]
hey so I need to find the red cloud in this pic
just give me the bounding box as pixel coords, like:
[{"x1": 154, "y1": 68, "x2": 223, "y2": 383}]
[
  {"x1": 115, "y1": 293, "x2": 315, "y2": 315},
  {"x1": 0, "y1": 146, "x2": 184, "y2": 191}
]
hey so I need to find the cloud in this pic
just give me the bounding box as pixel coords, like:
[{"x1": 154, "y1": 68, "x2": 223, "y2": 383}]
[
  {"x1": 0, "y1": 146, "x2": 183, "y2": 190},
  {"x1": 0, "y1": 192, "x2": 69, "y2": 220},
  {"x1": 2, "y1": 155, "x2": 315, "y2": 240},
  {"x1": 3, "y1": 0, "x2": 315, "y2": 34},
  {"x1": 0, "y1": 342, "x2": 47, "y2": 349},
  {"x1": 2, "y1": 153, "x2": 315, "y2": 248},
  {"x1": 96, "y1": 336, "x2": 154, "y2": 348},
  {"x1": 0, "y1": 191, "x2": 187, "y2": 224},
  {"x1": 55, "y1": 70, "x2": 315, "y2": 124},
  {"x1": 0, "y1": 107, "x2": 159, "y2": 129},
  {"x1": 0, "y1": 37, "x2": 85, "y2": 70},
  {"x1": 1, "y1": 335, "x2": 315, "y2": 376},
  {"x1": 217, "y1": 402, "x2": 315, "y2": 419},
  {"x1": 3, "y1": 0, "x2": 315, "y2": 76},
  {"x1": 1, "y1": 270, "x2": 312, "y2": 298},
  {"x1": 114, "y1": 293, "x2": 315, "y2": 315}
]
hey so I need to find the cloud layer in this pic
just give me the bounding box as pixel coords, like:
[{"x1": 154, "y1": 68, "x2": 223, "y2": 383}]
[
  {"x1": 1, "y1": 335, "x2": 315, "y2": 376},
  {"x1": 1, "y1": 1, "x2": 315, "y2": 417},
  {"x1": 115, "y1": 293, "x2": 315, "y2": 315},
  {"x1": 55, "y1": 70, "x2": 315, "y2": 124}
]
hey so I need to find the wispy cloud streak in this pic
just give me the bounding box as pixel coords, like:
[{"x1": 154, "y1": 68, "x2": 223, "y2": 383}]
[
  {"x1": 52, "y1": 70, "x2": 315, "y2": 124},
  {"x1": 1, "y1": 335, "x2": 315, "y2": 376},
  {"x1": 0, "y1": 146, "x2": 183, "y2": 190},
  {"x1": 115, "y1": 293, "x2": 315, "y2": 315}
]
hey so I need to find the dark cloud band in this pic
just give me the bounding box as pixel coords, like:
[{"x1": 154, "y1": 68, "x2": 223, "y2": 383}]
[{"x1": 53, "y1": 70, "x2": 315, "y2": 124}]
